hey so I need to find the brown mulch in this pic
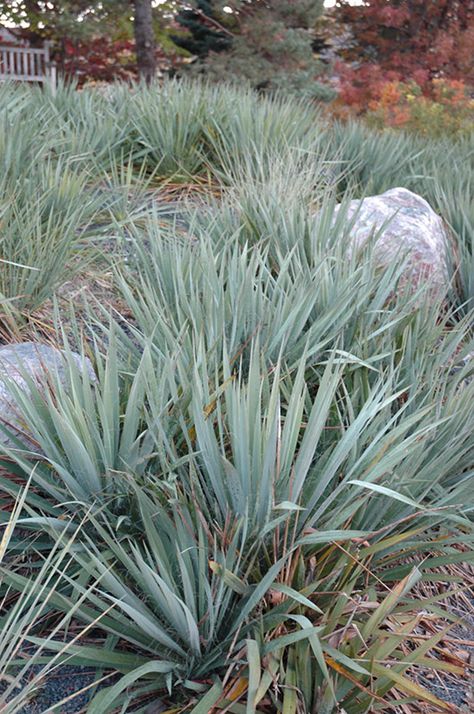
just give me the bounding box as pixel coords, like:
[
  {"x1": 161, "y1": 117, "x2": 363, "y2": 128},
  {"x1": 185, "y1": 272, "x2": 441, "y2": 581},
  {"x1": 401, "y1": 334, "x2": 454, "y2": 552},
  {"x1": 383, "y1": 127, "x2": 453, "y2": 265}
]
[{"x1": 382, "y1": 556, "x2": 474, "y2": 713}]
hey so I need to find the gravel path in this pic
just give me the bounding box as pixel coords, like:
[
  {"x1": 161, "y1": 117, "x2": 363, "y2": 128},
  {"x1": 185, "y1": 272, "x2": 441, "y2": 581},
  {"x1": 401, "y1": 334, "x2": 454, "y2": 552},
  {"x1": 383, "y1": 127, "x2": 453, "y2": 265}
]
[
  {"x1": 0, "y1": 661, "x2": 118, "y2": 714},
  {"x1": 18, "y1": 667, "x2": 100, "y2": 713}
]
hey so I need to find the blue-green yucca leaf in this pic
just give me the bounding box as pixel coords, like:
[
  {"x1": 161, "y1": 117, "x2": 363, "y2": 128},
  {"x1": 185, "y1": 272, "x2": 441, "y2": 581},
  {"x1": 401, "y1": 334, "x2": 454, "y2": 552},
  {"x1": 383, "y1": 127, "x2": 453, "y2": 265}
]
[
  {"x1": 86, "y1": 661, "x2": 177, "y2": 714},
  {"x1": 0, "y1": 336, "x2": 155, "y2": 515}
]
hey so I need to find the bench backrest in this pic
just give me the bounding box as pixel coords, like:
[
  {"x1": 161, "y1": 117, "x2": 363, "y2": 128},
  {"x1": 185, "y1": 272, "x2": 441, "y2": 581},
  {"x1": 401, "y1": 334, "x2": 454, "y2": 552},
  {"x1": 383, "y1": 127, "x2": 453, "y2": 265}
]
[{"x1": 0, "y1": 43, "x2": 57, "y2": 93}]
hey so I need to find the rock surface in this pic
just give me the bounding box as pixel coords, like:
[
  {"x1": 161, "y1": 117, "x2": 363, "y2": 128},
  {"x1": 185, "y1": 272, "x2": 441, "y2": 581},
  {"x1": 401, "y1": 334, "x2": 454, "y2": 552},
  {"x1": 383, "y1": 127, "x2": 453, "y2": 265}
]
[
  {"x1": 329, "y1": 187, "x2": 451, "y2": 296},
  {"x1": 0, "y1": 342, "x2": 94, "y2": 449}
]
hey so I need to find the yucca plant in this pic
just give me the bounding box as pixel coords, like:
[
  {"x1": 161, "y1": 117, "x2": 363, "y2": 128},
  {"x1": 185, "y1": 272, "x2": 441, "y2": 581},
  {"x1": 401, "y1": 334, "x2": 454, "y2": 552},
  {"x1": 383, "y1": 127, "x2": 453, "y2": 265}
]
[
  {"x1": 3, "y1": 347, "x2": 470, "y2": 711},
  {"x1": 326, "y1": 120, "x2": 425, "y2": 197},
  {"x1": 0, "y1": 483, "x2": 109, "y2": 714},
  {"x1": 431, "y1": 163, "x2": 474, "y2": 317},
  {"x1": 201, "y1": 89, "x2": 324, "y2": 185},
  {"x1": 105, "y1": 189, "x2": 473, "y2": 390},
  {"x1": 5, "y1": 512, "x2": 468, "y2": 713},
  {"x1": 103, "y1": 202, "x2": 422, "y2": 380},
  {"x1": 0, "y1": 331, "x2": 155, "y2": 525},
  {"x1": 0, "y1": 335, "x2": 470, "y2": 708},
  {"x1": 127, "y1": 80, "x2": 214, "y2": 180},
  {"x1": 0, "y1": 79, "x2": 472, "y2": 714},
  {"x1": 0, "y1": 112, "x2": 54, "y2": 188},
  {"x1": 38, "y1": 82, "x2": 137, "y2": 180},
  {"x1": 0, "y1": 158, "x2": 100, "y2": 323},
  {"x1": 3, "y1": 302, "x2": 472, "y2": 523}
]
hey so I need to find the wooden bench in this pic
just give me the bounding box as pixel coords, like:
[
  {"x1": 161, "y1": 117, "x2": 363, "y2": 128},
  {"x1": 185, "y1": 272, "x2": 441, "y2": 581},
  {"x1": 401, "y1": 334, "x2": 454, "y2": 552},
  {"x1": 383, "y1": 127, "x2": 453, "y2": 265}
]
[{"x1": 0, "y1": 43, "x2": 57, "y2": 94}]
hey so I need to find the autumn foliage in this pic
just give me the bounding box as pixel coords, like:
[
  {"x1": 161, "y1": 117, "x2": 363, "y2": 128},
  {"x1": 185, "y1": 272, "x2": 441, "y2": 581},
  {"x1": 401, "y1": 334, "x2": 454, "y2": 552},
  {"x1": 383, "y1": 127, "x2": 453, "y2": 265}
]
[
  {"x1": 57, "y1": 37, "x2": 187, "y2": 85},
  {"x1": 336, "y1": 0, "x2": 474, "y2": 85},
  {"x1": 366, "y1": 79, "x2": 474, "y2": 137},
  {"x1": 60, "y1": 38, "x2": 137, "y2": 83},
  {"x1": 329, "y1": 1, "x2": 474, "y2": 134}
]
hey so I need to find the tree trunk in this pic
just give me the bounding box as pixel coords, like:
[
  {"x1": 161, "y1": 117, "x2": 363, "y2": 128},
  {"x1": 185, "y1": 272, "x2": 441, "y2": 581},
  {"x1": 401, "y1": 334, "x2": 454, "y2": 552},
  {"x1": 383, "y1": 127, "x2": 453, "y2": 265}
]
[{"x1": 133, "y1": 0, "x2": 156, "y2": 83}]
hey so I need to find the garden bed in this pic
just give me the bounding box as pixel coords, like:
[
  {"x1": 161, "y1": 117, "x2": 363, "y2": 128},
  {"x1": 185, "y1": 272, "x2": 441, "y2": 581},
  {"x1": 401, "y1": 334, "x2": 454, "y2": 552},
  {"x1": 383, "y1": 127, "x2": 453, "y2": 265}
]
[{"x1": 0, "y1": 79, "x2": 473, "y2": 714}]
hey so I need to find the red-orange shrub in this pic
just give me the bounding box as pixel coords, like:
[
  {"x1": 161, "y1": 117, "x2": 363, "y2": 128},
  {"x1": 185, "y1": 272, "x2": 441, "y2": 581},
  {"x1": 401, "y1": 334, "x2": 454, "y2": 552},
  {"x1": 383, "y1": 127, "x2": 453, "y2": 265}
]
[
  {"x1": 330, "y1": 0, "x2": 474, "y2": 127},
  {"x1": 365, "y1": 79, "x2": 474, "y2": 137}
]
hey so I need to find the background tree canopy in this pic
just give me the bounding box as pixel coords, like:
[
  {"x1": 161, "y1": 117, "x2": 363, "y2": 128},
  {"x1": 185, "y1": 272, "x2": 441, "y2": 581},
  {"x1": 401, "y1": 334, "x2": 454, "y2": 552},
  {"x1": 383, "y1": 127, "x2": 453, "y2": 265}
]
[
  {"x1": 0, "y1": 1, "x2": 174, "y2": 80},
  {"x1": 0, "y1": 0, "x2": 335, "y2": 97},
  {"x1": 0, "y1": 1, "x2": 472, "y2": 107}
]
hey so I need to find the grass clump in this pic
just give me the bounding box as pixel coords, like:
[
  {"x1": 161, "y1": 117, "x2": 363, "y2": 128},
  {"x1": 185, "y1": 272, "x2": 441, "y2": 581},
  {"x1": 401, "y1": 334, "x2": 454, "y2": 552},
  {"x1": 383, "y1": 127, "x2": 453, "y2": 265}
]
[{"x1": 0, "y1": 79, "x2": 472, "y2": 713}]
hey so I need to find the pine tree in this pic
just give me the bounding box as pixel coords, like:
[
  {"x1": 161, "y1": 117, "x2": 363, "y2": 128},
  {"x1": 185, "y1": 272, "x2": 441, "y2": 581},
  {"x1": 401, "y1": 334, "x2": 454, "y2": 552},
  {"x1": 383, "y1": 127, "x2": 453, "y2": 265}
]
[
  {"x1": 172, "y1": 1, "x2": 233, "y2": 57},
  {"x1": 178, "y1": 1, "x2": 336, "y2": 101}
]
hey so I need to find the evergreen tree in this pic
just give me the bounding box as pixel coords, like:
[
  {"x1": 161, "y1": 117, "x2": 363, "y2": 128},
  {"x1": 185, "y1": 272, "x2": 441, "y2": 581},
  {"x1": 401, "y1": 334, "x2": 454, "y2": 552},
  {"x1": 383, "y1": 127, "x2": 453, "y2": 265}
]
[
  {"x1": 179, "y1": 1, "x2": 335, "y2": 100},
  {"x1": 172, "y1": 1, "x2": 233, "y2": 57}
]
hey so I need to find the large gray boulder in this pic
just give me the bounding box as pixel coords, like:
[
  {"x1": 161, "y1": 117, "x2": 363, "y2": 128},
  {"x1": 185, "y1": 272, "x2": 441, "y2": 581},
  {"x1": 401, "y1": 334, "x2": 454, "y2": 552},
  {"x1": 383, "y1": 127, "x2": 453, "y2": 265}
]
[
  {"x1": 0, "y1": 342, "x2": 94, "y2": 450},
  {"x1": 329, "y1": 187, "x2": 451, "y2": 297}
]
